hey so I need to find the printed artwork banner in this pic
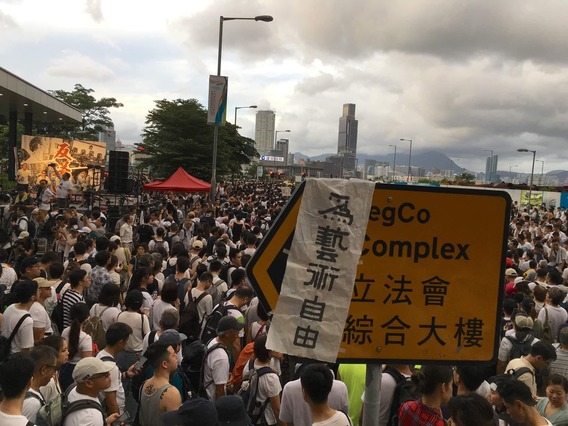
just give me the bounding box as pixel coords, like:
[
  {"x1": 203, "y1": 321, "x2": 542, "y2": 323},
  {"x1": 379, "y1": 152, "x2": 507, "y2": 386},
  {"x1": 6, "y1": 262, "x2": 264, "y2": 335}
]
[
  {"x1": 19, "y1": 135, "x2": 107, "y2": 190},
  {"x1": 266, "y1": 178, "x2": 375, "y2": 362}
]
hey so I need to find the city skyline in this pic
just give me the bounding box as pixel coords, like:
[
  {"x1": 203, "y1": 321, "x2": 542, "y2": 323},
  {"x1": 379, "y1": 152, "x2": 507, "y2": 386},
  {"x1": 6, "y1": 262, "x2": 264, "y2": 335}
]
[{"x1": 2, "y1": 1, "x2": 568, "y2": 175}]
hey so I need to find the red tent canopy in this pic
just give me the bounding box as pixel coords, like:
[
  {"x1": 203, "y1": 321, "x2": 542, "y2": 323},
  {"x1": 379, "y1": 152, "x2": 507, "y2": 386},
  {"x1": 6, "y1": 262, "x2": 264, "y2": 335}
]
[{"x1": 143, "y1": 167, "x2": 211, "y2": 193}]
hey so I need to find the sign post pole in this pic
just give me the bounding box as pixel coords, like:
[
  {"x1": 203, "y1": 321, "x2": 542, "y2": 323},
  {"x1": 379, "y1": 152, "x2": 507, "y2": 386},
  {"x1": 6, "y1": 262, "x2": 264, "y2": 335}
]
[{"x1": 362, "y1": 364, "x2": 382, "y2": 426}]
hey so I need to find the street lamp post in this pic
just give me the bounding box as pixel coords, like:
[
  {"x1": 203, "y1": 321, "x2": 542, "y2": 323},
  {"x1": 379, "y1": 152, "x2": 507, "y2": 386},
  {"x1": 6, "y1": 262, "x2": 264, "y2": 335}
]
[
  {"x1": 210, "y1": 15, "x2": 273, "y2": 202},
  {"x1": 483, "y1": 149, "x2": 494, "y2": 183},
  {"x1": 275, "y1": 129, "x2": 291, "y2": 149},
  {"x1": 234, "y1": 105, "x2": 257, "y2": 127},
  {"x1": 517, "y1": 148, "x2": 536, "y2": 207},
  {"x1": 400, "y1": 138, "x2": 413, "y2": 182},
  {"x1": 389, "y1": 144, "x2": 397, "y2": 181},
  {"x1": 535, "y1": 159, "x2": 544, "y2": 186},
  {"x1": 274, "y1": 129, "x2": 291, "y2": 174}
]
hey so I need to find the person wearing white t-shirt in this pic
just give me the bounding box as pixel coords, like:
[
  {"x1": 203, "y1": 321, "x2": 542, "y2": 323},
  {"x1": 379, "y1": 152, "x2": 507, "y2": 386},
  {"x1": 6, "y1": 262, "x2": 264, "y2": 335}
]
[
  {"x1": 0, "y1": 280, "x2": 36, "y2": 354},
  {"x1": 223, "y1": 285, "x2": 253, "y2": 361},
  {"x1": 16, "y1": 163, "x2": 31, "y2": 187},
  {"x1": 22, "y1": 345, "x2": 58, "y2": 423},
  {"x1": 300, "y1": 364, "x2": 351, "y2": 426},
  {"x1": 30, "y1": 278, "x2": 54, "y2": 341},
  {"x1": 203, "y1": 316, "x2": 244, "y2": 401},
  {"x1": 241, "y1": 334, "x2": 283, "y2": 426},
  {"x1": 280, "y1": 367, "x2": 349, "y2": 426},
  {"x1": 52, "y1": 167, "x2": 74, "y2": 208},
  {"x1": 60, "y1": 302, "x2": 93, "y2": 392},
  {"x1": 538, "y1": 287, "x2": 568, "y2": 343},
  {"x1": 38, "y1": 178, "x2": 55, "y2": 211},
  {"x1": 63, "y1": 357, "x2": 120, "y2": 426},
  {"x1": 88, "y1": 283, "x2": 122, "y2": 333},
  {"x1": 95, "y1": 323, "x2": 139, "y2": 416},
  {"x1": 0, "y1": 351, "x2": 35, "y2": 426}
]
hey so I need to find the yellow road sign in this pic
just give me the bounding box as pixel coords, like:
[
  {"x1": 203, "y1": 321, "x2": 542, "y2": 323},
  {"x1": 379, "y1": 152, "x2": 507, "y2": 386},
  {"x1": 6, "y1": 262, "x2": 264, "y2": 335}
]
[{"x1": 246, "y1": 182, "x2": 511, "y2": 363}]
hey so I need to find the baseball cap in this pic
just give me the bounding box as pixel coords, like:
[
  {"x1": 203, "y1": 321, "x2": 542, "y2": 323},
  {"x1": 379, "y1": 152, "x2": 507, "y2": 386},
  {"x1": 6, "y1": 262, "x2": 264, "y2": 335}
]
[
  {"x1": 192, "y1": 240, "x2": 203, "y2": 250},
  {"x1": 33, "y1": 277, "x2": 52, "y2": 288},
  {"x1": 20, "y1": 256, "x2": 39, "y2": 271},
  {"x1": 159, "y1": 329, "x2": 188, "y2": 346},
  {"x1": 72, "y1": 357, "x2": 114, "y2": 382},
  {"x1": 18, "y1": 231, "x2": 30, "y2": 239},
  {"x1": 216, "y1": 316, "x2": 245, "y2": 334},
  {"x1": 109, "y1": 235, "x2": 121, "y2": 243},
  {"x1": 505, "y1": 268, "x2": 518, "y2": 277},
  {"x1": 514, "y1": 315, "x2": 534, "y2": 330},
  {"x1": 162, "y1": 398, "x2": 218, "y2": 426}
]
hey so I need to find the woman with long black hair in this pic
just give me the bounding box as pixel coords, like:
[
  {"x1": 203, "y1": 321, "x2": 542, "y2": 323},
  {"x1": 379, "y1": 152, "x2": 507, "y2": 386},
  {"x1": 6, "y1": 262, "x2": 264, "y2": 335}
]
[{"x1": 59, "y1": 302, "x2": 91, "y2": 391}]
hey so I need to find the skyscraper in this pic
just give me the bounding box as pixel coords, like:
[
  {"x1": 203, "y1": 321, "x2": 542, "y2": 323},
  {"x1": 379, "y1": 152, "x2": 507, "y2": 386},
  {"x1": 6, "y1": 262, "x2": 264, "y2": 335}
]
[
  {"x1": 338, "y1": 103, "x2": 358, "y2": 177},
  {"x1": 255, "y1": 110, "x2": 275, "y2": 156},
  {"x1": 485, "y1": 154, "x2": 498, "y2": 183}
]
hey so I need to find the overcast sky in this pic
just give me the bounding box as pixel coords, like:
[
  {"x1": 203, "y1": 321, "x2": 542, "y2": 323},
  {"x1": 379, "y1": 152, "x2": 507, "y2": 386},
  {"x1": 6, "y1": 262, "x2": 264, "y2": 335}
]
[{"x1": 2, "y1": 0, "x2": 568, "y2": 173}]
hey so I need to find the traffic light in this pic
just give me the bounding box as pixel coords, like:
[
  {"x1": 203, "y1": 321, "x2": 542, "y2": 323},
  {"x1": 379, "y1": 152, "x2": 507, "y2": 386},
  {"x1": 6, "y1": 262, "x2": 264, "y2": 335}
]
[
  {"x1": 270, "y1": 171, "x2": 275, "y2": 178},
  {"x1": 278, "y1": 172, "x2": 282, "y2": 179}
]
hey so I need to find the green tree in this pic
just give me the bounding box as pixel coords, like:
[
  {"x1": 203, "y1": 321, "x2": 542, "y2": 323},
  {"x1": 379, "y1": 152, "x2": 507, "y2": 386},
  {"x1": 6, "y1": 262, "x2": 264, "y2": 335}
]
[
  {"x1": 455, "y1": 172, "x2": 476, "y2": 185},
  {"x1": 38, "y1": 84, "x2": 123, "y2": 140},
  {"x1": 139, "y1": 99, "x2": 257, "y2": 180}
]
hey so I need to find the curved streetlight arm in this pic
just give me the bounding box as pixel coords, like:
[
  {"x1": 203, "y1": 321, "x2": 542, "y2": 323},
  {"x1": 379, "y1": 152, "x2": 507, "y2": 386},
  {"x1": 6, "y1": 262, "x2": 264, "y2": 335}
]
[
  {"x1": 234, "y1": 105, "x2": 258, "y2": 126},
  {"x1": 218, "y1": 16, "x2": 273, "y2": 75},
  {"x1": 211, "y1": 15, "x2": 272, "y2": 201},
  {"x1": 517, "y1": 148, "x2": 537, "y2": 207},
  {"x1": 400, "y1": 138, "x2": 413, "y2": 182}
]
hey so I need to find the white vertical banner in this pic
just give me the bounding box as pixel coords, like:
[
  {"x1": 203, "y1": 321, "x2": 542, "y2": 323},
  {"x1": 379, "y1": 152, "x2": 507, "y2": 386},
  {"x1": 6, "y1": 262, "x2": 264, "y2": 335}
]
[
  {"x1": 266, "y1": 178, "x2": 375, "y2": 362},
  {"x1": 207, "y1": 75, "x2": 228, "y2": 125}
]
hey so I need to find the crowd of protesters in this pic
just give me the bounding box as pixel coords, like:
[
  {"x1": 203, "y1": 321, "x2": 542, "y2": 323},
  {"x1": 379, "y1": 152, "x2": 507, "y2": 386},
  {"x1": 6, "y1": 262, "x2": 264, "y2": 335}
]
[{"x1": 2, "y1": 179, "x2": 568, "y2": 425}]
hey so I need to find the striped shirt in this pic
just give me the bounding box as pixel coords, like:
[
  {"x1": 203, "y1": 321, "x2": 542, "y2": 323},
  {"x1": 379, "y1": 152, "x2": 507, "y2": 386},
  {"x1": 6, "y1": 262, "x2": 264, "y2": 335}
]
[{"x1": 62, "y1": 289, "x2": 84, "y2": 329}]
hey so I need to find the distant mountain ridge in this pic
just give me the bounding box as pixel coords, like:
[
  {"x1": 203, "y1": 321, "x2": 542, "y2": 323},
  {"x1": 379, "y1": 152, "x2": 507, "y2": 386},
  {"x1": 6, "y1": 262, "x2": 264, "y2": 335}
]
[
  {"x1": 292, "y1": 150, "x2": 567, "y2": 179},
  {"x1": 292, "y1": 150, "x2": 466, "y2": 174}
]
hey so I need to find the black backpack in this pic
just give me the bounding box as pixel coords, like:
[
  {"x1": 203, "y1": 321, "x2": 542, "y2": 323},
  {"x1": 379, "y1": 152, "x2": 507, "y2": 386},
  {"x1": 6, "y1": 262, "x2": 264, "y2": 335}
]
[
  {"x1": 505, "y1": 335, "x2": 535, "y2": 360},
  {"x1": 17, "y1": 216, "x2": 36, "y2": 239},
  {"x1": 0, "y1": 288, "x2": 18, "y2": 314},
  {"x1": 197, "y1": 343, "x2": 228, "y2": 399},
  {"x1": 181, "y1": 339, "x2": 206, "y2": 396},
  {"x1": 179, "y1": 292, "x2": 208, "y2": 341},
  {"x1": 384, "y1": 366, "x2": 420, "y2": 426},
  {"x1": 243, "y1": 364, "x2": 276, "y2": 425},
  {"x1": 200, "y1": 302, "x2": 239, "y2": 345}
]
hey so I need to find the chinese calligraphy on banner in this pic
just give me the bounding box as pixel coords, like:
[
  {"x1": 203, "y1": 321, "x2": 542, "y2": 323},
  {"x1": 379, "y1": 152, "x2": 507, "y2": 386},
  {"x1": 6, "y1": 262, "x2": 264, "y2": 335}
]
[
  {"x1": 20, "y1": 135, "x2": 106, "y2": 189},
  {"x1": 266, "y1": 179, "x2": 375, "y2": 362}
]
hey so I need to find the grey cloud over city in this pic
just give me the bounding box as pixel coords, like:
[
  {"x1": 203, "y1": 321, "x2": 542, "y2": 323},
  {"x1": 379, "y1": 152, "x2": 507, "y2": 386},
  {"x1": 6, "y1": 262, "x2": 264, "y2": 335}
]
[{"x1": 2, "y1": 0, "x2": 568, "y2": 172}]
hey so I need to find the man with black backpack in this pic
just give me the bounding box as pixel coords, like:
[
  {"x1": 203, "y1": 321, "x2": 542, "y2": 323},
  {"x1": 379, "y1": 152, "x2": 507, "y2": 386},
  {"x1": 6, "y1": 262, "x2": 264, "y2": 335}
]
[
  {"x1": 0, "y1": 352, "x2": 35, "y2": 425},
  {"x1": 505, "y1": 340, "x2": 557, "y2": 396},
  {"x1": 202, "y1": 316, "x2": 244, "y2": 401},
  {"x1": 200, "y1": 285, "x2": 253, "y2": 361},
  {"x1": 62, "y1": 357, "x2": 120, "y2": 426},
  {"x1": 0, "y1": 279, "x2": 37, "y2": 355},
  {"x1": 178, "y1": 272, "x2": 213, "y2": 343}
]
